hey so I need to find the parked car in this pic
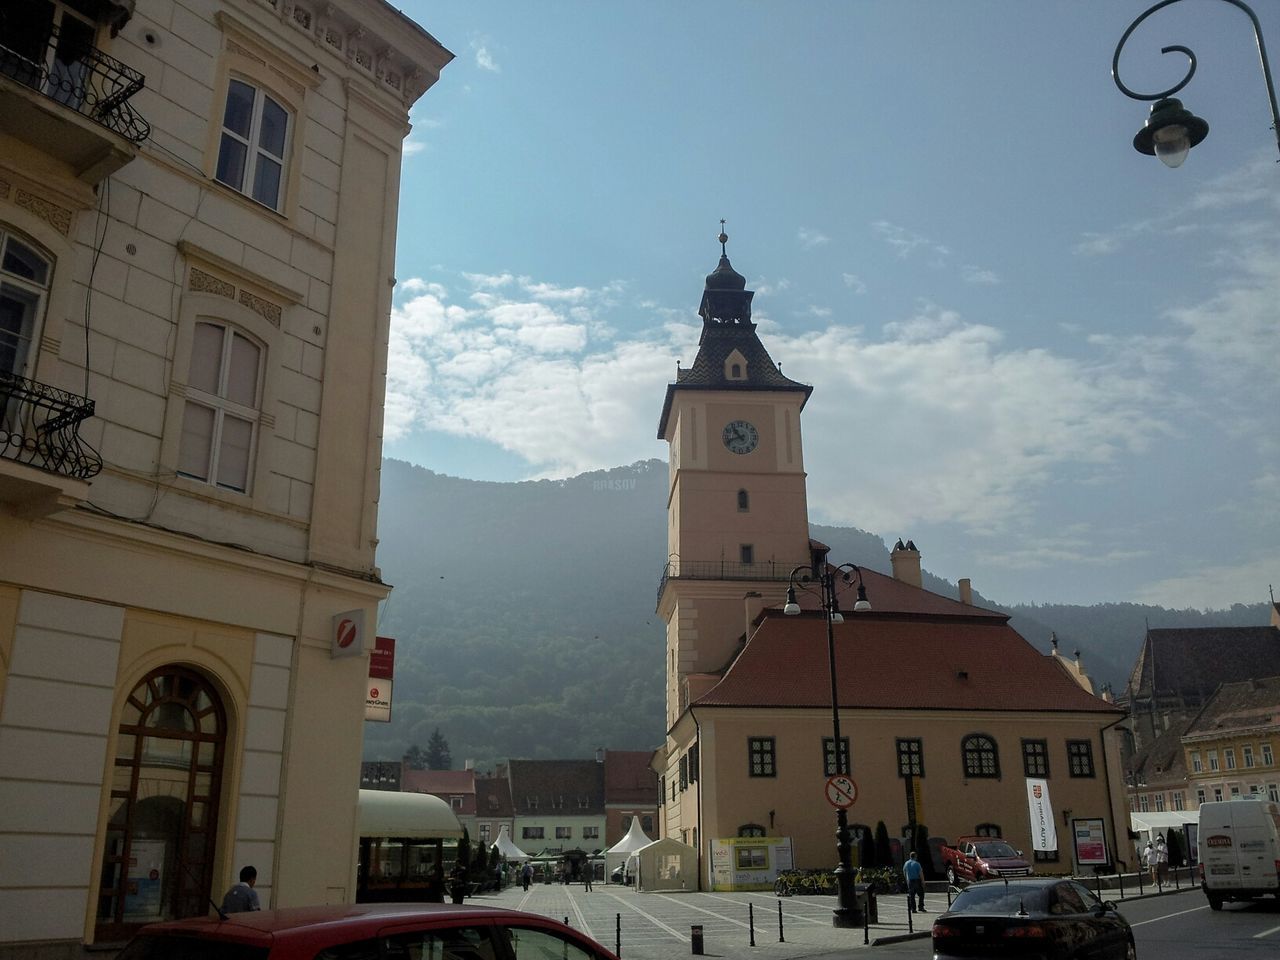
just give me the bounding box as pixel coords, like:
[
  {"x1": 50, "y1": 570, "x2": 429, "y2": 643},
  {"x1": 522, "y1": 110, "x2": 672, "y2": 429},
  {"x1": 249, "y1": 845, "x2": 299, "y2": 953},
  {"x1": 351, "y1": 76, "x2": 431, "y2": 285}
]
[
  {"x1": 114, "y1": 902, "x2": 620, "y2": 960},
  {"x1": 1197, "y1": 797, "x2": 1280, "y2": 909},
  {"x1": 940, "y1": 836, "x2": 1034, "y2": 885},
  {"x1": 932, "y1": 877, "x2": 1135, "y2": 960}
]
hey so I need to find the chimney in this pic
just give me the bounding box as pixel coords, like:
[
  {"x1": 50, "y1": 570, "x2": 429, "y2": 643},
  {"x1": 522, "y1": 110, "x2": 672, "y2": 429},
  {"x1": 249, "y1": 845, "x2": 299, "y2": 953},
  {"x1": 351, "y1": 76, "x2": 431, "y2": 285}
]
[
  {"x1": 891, "y1": 539, "x2": 922, "y2": 588},
  {"x1": 595, "y1": 747, "x2": 605, "y2": 763},
  {"x1": 744, "y1": 591, "x2": 764, "y2": 638},
  {"x1": 958, "y1": 578, "x2": 973, "y2": 605},
  {"x1": 464, "y1": 758, "x2": 475, "y2": 770}
]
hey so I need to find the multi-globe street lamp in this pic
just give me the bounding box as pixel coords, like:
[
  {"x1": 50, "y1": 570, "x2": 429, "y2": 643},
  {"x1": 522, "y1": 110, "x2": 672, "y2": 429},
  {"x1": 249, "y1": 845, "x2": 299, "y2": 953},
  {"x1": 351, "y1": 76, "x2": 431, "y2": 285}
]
[
  {"x1": 784, "y1": 559, "x2": 871, "y2": 929},
  {"x1": 1112, "y1": 0, "x2": 1280, "y2": 167}
]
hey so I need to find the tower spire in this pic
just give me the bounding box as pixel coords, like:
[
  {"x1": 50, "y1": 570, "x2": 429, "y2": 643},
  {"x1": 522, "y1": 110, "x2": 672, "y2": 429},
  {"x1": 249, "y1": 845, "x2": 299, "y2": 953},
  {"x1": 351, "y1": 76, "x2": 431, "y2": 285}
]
[{"x1": 719, "y1": 219, "x2": 728, "y2": 256}]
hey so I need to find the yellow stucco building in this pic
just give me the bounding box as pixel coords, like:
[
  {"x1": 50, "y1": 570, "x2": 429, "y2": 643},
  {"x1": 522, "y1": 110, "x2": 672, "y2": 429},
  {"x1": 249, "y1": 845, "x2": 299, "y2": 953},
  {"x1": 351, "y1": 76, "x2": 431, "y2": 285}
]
[
  {"x1": 653, "y1": 236, "x2": 1129, "y2": 888},
  {"x1": 0, "y1": 1, "x2": 450, "y2": 954}
]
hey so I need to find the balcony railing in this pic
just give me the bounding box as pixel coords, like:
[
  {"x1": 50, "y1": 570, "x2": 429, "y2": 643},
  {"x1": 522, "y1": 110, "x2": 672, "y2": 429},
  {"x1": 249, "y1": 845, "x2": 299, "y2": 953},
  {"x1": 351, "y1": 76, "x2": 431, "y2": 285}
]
[
  {"x1": 0, "y1": 16, "x2": 149, "y2": 143},
  {"x1": 656, "y1": 557, "x2": 803, "y2": 605},
  {"x1": 0, "y1": 371, "x2": 102, "y2": 479}
]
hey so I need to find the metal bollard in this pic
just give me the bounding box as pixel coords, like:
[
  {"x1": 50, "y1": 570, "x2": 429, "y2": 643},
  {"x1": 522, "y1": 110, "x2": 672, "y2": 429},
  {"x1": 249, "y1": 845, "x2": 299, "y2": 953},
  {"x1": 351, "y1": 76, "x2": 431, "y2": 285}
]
[
  {"x1": 1118, "y1": 870, "x2": 1124, "y2": 900},
  {"x1": 616, "y1": 913, "x2": 621, "y2": 958},
  {"x1": 863, "y1": 893, "x2": 870, "y2": 946},
  {"x1": 691, "y1": 924, "x2": 704, "y2": 955},
  {"x1": 777, "y1": 900, "x2": 785, "y2": 942},
  {"x1": 906, "y1": 894, "x2": 913, "y2": 934},
  {"x1": 748, "y1": 902, "x2": 755, "y2": 947}
]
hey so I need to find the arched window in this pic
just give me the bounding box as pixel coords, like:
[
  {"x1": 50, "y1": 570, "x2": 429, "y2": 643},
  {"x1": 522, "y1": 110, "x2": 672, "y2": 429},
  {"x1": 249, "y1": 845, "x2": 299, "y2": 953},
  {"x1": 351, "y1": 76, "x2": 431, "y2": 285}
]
[
  {"x1": 962, "y1": 734, "x2": 1000, "y2": 778},
  {"x1": 177, "y1": 320, "x2": 264, "y2": 492},
  {"x1": 0, "y1": 227, "x2": 53, "y2": 377},
  {"x1": 737, "y1": 489, "x2": 749, "y2": 511},
  {"x1": 96, "y1": 666, "x2": 227, "y2": 942},
  {"x1": 216, "y1": 78, "x2": 292, "y2": 210},
  {"x1": 738, "y1": 823, "x2": 766, "y2": 837},
  {"x1": 975, "y1": 823, "x2": 1002, "y2": 837},
  {"x1": 730, "y1": 363, "x2": 741, "y2": 378}
]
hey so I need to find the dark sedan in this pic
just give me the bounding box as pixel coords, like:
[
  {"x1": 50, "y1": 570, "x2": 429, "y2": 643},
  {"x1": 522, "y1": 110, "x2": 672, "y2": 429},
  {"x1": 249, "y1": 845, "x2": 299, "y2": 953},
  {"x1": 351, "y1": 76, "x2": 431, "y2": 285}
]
[{"x1": 932, "y1": 877, "x2": 1136, "y2": 959}]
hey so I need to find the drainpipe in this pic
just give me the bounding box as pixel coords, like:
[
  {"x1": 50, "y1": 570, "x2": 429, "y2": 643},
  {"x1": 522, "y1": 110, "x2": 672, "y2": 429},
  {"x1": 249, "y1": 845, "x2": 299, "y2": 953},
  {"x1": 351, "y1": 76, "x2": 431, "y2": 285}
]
[
  {"x1": 1098, "y1": 713, "x2": 1129, "y2": 871},
  {"x1": 690, "y1": 705, "x2": 703, "y2": 891}
]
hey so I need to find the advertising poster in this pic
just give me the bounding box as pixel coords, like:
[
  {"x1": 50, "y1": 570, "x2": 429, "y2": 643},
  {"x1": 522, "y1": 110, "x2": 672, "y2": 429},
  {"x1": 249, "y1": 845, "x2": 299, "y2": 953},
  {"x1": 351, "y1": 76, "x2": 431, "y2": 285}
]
[
  {"x1": 1073, "y1": 817, "x2": 1108, "y2": 865},
  {"x1": 123, "y1": 839, "x2": 166, "y2": 921},
  {"x1": 708, "y1": 836, "x2": 792, "y2": 891},
  {"x1": 1025, "y1": 778, "x2": 1058, "y2": 851}
]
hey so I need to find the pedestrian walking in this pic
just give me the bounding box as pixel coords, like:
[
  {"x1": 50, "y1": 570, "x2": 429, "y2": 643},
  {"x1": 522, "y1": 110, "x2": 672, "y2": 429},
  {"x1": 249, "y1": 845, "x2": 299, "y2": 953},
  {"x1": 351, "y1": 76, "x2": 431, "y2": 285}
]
[
  {"x1": 904, "y1": 851, "x2": 926, "y2": 912},
  {"x1": 582, "y1": 861, "x2": 593, "y2": 891},
  {"x1": 221, "y1": 865, "x2": 261, "y2": 914},
  {"x1": 521, "y1": 861, "x2": 532, "y2": 892}
]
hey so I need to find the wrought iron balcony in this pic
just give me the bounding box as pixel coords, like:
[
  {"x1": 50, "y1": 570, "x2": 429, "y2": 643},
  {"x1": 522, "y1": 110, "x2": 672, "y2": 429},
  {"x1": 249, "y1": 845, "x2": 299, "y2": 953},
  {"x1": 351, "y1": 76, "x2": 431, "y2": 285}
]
[
  {"x1": 0, "y1": 371, "x2": 102, "y2": 480},
  {"x1": 0, "y1": 14, "x2": 150, "y2": 144},
  {"x1": 656, "y1": 557, "x2": 802, "y2": 606}
]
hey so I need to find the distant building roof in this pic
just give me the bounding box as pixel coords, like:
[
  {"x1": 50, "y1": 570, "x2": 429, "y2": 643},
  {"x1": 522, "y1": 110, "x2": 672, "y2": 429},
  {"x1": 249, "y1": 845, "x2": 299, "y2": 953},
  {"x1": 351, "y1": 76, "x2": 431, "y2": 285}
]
[
  {"x1": 603, "y1": 750, "x2": 658, "y2": 805},
  {"x1": 1184, "y1": 675, "x2": 1280, "y2": 740},
  {"x1": 401, "y1": 769, "x2": 476, "y2": 795},
  {"x1": 508, "y1": 759, "x2": 604, "y2": 815},
  {"x1": 1126, "y1": 716, "x2": 1190, "y2": 788},
  {"x1": 696, "y1": 609, "x2": 1122, "y2": 714},
  {"x1": 475, "y1": 775, "x2": 514, "y2": 818},
  {"x1": 1127, "y1": 627, "x2": 1280, "y2": 704}
]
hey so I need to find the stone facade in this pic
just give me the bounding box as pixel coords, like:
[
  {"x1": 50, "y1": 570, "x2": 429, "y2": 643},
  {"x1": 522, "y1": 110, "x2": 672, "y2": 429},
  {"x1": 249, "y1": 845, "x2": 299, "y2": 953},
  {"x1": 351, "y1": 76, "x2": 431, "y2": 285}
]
[{"x1": 0, "y1": 1, "x2": 451, "y2": 954}]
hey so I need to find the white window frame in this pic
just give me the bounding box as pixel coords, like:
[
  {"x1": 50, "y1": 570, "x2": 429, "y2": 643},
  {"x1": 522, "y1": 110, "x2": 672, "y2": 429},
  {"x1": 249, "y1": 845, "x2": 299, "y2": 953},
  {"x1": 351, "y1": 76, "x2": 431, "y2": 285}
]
[
  {"x1": 1243, "y1": 745, "x2": 1255, "y2": 768},
  {"x1": 1172, "y1": 792, "x2": 1184, "y2": 811},
  {"x1": 1269, "y1": 783, "x2": 1279, "y2": 802},
  {"x1": 1225, "y1": 748, "x2": 1236, "y2": 770},
  {"x1": 0, "y1": 227, "x2": 53, "y2": 378},
  {"x1": 176, "y1": 320, "x2": 263, "y2": 493},
  {"x1": 1190, "y1": 750, "x2": 1202, "y2": 773},
  {"x1": 1208, "y1": 750, "x2": 1219, "y2": 772},
  {"x1": 215, "y1": 77, "x2": 292, "y2": 211},
  {"x1": 1262, "y1": 743, "x2": 1274, "y2": 766},
  {"x1": 1154, "y1": 793, "x2": 1165, "y2": 812}
]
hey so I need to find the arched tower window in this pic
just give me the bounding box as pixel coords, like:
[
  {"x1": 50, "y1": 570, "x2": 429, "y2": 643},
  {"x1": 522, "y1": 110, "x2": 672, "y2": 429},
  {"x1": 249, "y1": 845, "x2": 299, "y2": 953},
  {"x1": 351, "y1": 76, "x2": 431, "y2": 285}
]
[
  {"x1": 96, "y1": 666, "x2": 227, "y2": 942},
  {"x1": 962, "y1": 734, "x2": 1000, "y2": 778},
  {"x1": 737, "y1": 489, "x2": 749, "y2": 512},
  {"x1": 738, "y1": 823, "x2": 766, "y2": 837}
]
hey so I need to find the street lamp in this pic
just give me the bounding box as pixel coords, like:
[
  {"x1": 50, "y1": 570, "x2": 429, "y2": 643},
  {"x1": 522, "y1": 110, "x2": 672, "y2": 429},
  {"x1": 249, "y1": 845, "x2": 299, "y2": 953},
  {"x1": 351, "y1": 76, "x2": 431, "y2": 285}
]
[
  {"x1": 361, "y1": 759, "x2": 401, "y2": 791},
  {"x1": 1112, "y1": 0, "x2": 1280, "y2": 167},
  {"x1": 784, "y1": 557, "x2": 871, "y2": 929}
]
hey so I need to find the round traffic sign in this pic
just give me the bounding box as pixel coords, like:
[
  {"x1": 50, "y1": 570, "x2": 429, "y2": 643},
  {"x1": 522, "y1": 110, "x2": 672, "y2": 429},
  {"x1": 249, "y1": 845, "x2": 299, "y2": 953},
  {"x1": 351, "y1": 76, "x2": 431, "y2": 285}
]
[{"x1": 825, "y1": 775, "x2": 858, "y2": 809}]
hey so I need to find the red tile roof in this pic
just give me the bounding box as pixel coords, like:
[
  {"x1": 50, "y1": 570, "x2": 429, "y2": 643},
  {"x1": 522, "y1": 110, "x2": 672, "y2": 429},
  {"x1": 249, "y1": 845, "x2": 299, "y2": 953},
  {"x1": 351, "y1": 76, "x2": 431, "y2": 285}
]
[
  {"x1": 696, "y1": 609, "x2": 1121, "y2": 714},
  {"x1": 475, "y1": 775, "x2": 514, "y2": 818},
  {"x1": 401, "y1": 769, "x2": 476, "y2": 794},
  {"x1": 603, "y1": 750, "x2": 658, "y2": 804}
]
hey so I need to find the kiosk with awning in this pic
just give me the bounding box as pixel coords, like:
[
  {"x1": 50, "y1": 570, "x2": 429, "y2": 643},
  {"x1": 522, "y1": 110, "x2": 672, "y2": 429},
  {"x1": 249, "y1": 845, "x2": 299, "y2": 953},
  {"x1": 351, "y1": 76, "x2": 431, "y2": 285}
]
[{"x1": 356, "y1": 789, "x2": 464, "y2": 902}]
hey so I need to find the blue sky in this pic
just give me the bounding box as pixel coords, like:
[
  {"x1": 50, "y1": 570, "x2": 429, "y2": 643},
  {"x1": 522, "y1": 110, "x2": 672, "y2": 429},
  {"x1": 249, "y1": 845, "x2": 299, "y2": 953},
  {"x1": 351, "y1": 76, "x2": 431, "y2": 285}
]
[{"x1": 382, "y1": 0, "x2": 1279, "y2": 610}]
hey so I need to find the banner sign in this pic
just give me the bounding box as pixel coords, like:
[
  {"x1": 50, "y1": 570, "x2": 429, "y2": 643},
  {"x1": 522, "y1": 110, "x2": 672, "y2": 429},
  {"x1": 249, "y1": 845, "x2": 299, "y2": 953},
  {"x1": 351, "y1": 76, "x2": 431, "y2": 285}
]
[
  {"x1": 370, "y1": 636, "x2": 395, "y2": 680},
  {"x1": 365, "y1": 678, "x2": 392, "y2": 722},
  {"x1": 708, "y1": 836, "x2": 793, "y2": 891},
  {"x1": 1073, "y1": 817, "x2": 1108, "y2": 865},
  {"x1": 331, "y1": 609, "x2": 366, "y2": 659},
  {"x1": 1025, "y1": 778, "x2": 1058, "y2": 851}
]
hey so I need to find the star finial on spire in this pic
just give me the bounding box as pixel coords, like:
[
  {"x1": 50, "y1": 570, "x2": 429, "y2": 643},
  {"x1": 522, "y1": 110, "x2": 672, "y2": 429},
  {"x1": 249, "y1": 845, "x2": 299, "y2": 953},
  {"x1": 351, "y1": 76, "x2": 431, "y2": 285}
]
[{"x1": 719, "y1": 219, "x2": 728, "y2": 256}]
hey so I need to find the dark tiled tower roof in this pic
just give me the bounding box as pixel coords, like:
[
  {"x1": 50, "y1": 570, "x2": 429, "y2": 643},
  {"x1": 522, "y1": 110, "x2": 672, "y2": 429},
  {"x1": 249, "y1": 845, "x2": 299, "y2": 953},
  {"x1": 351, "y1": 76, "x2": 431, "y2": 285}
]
[{"x1": 657, "y1": 233, "x2": 812, "y2": 438}]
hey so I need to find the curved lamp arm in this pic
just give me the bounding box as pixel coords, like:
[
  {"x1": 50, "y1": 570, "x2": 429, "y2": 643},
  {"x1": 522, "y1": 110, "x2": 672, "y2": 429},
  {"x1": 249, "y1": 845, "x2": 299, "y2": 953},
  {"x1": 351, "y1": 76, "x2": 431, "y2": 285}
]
[{"x1": 1112, "y1": 0, "x2": 1280, "y2": 161}]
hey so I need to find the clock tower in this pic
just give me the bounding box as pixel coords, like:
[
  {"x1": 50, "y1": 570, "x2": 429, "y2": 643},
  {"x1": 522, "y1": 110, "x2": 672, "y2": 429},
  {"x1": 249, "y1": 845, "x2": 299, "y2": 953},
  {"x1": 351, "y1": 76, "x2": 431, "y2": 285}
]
[{"x1": 657, "y1": 230, "x2": 815, "y2": 730}]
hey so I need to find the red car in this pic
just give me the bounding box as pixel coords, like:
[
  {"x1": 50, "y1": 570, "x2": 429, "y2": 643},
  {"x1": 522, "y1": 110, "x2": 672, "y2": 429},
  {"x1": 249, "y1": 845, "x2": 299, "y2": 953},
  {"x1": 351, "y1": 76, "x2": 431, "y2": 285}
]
[{"x1": 115, "y1": 902, "x2": 620, "y2": 960}]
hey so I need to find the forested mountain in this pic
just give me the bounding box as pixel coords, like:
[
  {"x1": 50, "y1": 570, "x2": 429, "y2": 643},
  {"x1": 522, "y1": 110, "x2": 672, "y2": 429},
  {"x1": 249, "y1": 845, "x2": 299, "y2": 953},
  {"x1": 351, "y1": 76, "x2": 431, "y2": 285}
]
[{"x1": 367, "y1": 458, "x2": 1271, "y2": 769}]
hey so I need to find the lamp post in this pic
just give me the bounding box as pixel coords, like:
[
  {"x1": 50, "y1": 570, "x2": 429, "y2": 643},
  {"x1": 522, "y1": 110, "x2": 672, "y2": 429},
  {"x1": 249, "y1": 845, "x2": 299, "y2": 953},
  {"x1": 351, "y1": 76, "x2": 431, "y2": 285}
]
[
  {"x1": 784, "y1": 558, "x2": 871, "y2": 929},
  {"x1": 1112, "y1": 0, "x2": 1280, "y2": 167},
  {"x1": 361, "y1": 759, "x2": 401, "y2": 791}
]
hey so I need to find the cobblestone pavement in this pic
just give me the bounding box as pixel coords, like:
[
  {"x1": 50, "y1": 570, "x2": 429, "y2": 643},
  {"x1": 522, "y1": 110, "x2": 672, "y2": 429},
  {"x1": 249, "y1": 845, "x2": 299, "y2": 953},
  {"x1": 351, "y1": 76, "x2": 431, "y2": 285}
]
[{"x1": 470, "y1": 882, "x2": 937, "y2": 960}]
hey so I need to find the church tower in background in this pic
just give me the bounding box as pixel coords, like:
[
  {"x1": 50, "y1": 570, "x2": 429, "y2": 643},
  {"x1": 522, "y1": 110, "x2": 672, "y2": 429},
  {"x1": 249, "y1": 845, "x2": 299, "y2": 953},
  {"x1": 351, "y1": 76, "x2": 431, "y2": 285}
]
[{"x1": 656, "y1": 229, "x2": 815, "y2": 733}]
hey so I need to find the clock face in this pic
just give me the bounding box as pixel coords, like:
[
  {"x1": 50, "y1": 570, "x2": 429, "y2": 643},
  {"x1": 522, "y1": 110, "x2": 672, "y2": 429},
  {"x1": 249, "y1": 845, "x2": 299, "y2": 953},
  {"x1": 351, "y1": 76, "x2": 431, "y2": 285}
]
[{"x1": 722, "y1": 419, "x2": 759, "y2": 455}]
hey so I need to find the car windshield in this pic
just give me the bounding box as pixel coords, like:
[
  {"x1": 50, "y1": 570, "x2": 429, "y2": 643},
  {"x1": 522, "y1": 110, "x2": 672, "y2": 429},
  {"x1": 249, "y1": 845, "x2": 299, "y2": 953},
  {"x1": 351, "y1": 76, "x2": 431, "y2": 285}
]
[
  {"x1": 116, "y1": 935, "x2": 269, "y2": 960},
  {"x1": 974, "y1": 841, "x2": 1018, "y2": 859},
  {"x1": 950, "y1": 884, "x2": 1047, "y2": 915}
]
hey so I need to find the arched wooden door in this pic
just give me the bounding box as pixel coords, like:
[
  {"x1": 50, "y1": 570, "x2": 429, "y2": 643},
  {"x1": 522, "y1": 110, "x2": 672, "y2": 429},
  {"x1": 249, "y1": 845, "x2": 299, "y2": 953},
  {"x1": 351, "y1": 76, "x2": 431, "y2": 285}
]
[{"x1": 95, "y1": 666, "x2": 227, "y2": 942}]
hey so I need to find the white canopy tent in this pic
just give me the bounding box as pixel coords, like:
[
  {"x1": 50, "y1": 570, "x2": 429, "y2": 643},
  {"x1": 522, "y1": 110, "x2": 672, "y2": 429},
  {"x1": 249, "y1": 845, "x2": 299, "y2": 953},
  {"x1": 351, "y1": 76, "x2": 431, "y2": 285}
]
[
  {"x1": 1130, "y1": 810, "x2": 1199, "y2": 854},
  {"x1": 633, "y1": 836, "x2": 697, "y2": 892},
  {"x1": 357, "y1": 789, "x2": 463, "y2": 838},
  {"x1": 605, "y1": 817, "x2": 652, "y2": 881},
  {"x1": 490, "y1": 824, "x2": 531, "y2": 861}
]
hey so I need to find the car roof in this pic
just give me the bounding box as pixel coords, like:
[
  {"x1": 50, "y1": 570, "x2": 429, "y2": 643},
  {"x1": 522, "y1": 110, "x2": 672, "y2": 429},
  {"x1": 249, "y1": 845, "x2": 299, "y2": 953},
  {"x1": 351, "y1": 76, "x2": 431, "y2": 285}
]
[
  {"x1": 965, "y1": 877, "x2": 1062, "y2": 889},
  {"x1": 137, "y1": 903, "x2": 552, "y2": 941}
]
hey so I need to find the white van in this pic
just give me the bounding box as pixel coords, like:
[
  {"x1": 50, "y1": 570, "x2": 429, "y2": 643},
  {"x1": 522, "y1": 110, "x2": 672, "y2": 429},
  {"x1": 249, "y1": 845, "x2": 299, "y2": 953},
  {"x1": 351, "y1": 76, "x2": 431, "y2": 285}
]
[{"x1": 1197, "y1": 798, "x2": 1280, "y2": 909}]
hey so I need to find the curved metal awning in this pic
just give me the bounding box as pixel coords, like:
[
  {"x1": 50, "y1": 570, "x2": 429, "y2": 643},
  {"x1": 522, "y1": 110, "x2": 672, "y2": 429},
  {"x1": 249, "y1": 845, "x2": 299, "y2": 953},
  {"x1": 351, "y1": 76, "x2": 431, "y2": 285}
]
[{"x1": 358, "y1": 789, "x2": 464, "y2": 839}]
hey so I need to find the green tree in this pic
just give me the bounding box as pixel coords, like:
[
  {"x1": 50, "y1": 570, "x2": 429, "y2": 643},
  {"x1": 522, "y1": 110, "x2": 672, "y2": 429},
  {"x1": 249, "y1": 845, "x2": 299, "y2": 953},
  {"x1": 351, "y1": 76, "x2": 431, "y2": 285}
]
[
  {"x1": 403, "y1": 744, "x2": 428, "y2": 770},
  {"x1": 858, "y1": 828, "x2": 876, "y2": 868},
  {"x1": 425, "y1": 728, "x2": 452, "y2": 770},
  {"x1": 874, "y1": 821, "x2": 892, "y2": 868},
  {"x1": 913, "y1": 824, "x2": 931, "y2": 878}
]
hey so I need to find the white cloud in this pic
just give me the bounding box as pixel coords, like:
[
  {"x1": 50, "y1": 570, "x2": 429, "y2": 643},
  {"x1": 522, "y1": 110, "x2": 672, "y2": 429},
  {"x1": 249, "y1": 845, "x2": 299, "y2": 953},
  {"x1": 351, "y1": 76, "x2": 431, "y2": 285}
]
[
  {"x1": 873, "y1": 220, "x2": 949, "y2": 259},
  {"x1": 962, "y1": 265, "x2": 1000, "y2": 285},
  {"x1": 752, "y1": 277, "x2": 791, "y2": 297},
  {"x1": 842, "y1": 273, "x2": 867, "y2": 294},
  {"x1": 1133, "y1": 554, "x2": 1280, "y2": 610},
  {"x1": 798, "y1": 227, "x2": 830, "y2": 249},
  {"x1": 474, "y1": 42, "x2": 500, "y2": 72}
]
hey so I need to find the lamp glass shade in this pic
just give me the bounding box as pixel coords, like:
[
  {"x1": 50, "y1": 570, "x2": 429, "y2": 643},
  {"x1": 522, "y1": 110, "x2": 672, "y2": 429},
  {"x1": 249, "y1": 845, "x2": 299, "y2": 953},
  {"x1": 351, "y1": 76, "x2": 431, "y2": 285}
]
[
  {"x1": 783, "y1": 585, "x2": 800, "y2": 615},
  {"x1": 1153, "y1": 125, "x2": 1190, "y2": 168},
  {"x1": 830, "y1": 610, "x2": 844, "y2": 624}
]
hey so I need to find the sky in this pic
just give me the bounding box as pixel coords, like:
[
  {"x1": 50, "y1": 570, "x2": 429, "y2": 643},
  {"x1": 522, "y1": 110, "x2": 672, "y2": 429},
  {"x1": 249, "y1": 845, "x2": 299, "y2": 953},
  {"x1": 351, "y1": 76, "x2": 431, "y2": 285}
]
[{"x1": 381, "y1": 0, "x2": 1279, "y2": 611}]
